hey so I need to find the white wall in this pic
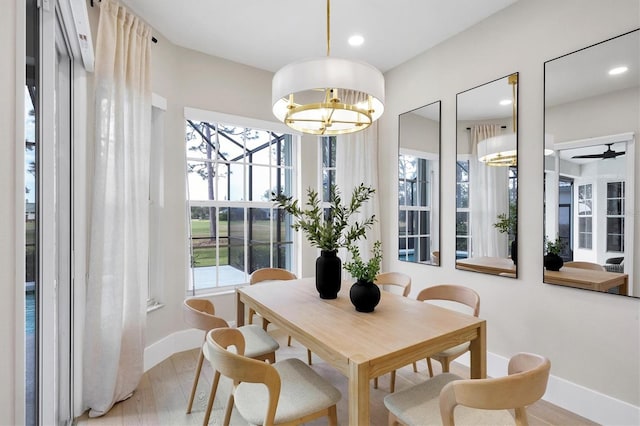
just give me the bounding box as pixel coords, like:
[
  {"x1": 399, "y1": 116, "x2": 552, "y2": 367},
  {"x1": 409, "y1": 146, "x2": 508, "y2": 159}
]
[
  {"x1": 1, "y1": 0, "x2": 20, "y2": 422},
  {"x1": 380, "y1": 0, "x2": 639, "y2": 420}
]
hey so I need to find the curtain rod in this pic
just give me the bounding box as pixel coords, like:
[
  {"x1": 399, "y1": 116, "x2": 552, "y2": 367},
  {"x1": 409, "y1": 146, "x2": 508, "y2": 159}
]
[
  {"x1": 90, "y1": 0, "x2": 158, "y2": 44},
  {"x1": 466, "y1": 125, "x2": 507, "y2": 130}
]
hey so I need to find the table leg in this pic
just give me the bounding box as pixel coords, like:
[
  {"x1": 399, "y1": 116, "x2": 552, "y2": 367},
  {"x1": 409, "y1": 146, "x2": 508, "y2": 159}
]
[
  {"x1": 469, "y1": 322, "x2": 487, "y2": 379},
  {"x1": 236, "y1": 291, "x2": 245, "y2": 327},
  {"x1": 620, "y1": 277, "x2": 629, "y2": 296},
  {"x1": 348, "y1": 355, "x2": 370, "y2": 426}
]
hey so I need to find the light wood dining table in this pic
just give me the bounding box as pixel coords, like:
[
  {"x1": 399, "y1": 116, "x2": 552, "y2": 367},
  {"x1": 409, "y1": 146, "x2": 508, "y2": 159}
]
[
  {"x1": 456, "y1": 256, "x2": 628, "y2": 295},
  {"x1": 236, "y1": 277, "x2": 487, "y2": 426}
]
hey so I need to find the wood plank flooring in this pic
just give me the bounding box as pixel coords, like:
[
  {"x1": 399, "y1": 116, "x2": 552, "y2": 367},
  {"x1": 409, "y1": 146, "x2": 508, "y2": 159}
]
[{"x1": 75, "y1": 329, "x2": 599, "y2": 425}]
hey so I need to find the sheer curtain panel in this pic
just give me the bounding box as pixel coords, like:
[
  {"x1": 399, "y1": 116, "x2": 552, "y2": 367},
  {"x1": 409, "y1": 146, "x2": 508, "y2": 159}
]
[
  {"x1": 83, "y1": 0, "x2": 152, "y2": 417},
  {"x1": 470, "y1": 124, "x2": 509, "y2": 257},
  {"x1": 336, "y1": 122, "x2": 381, "y2": 264}
]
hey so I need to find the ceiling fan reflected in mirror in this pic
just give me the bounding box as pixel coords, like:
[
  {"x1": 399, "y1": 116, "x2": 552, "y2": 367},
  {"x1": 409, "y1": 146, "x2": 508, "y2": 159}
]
[{"x1": 572, "y1": 143, "x2": 625, "y2": 160}]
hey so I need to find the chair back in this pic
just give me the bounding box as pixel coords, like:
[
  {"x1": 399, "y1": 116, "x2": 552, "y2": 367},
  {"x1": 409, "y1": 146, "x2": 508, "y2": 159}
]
[
  {"x1": 206, "y1": 328, "x2": 281, "y2": 425},
  {"x1": 564, "y1": 261, "x2": 605, "y2": 271},
  {"x1": 439, "y1": 352, "x2": 550, "y2": 426},
  {"x1": 250, "y1": 267, "x2": 297, "y2": 284},
  {"x1": 183, "y1": 298, "x2": 228, "y2": 331},
  {"x1": 417, "y1": 285, "x2": 480, "y2": 317},
  {"x1": 375, "y1": 272, "x2": 412, "y2": 297}
]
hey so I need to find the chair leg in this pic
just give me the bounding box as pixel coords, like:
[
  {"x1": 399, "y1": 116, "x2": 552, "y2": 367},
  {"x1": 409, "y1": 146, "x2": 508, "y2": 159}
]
[
  {"x1": 248, "y1": 308, "x2": 255, "y2": 325},
  {"x1": 328, "y1": 404, "x2": 338, "y2": 426},
  {"x1": 261, "y1": 317, "x2": 269, "y2": 331},
  {"x1": 186, "y1": 347, "x2": 205, "y2": 413},
  {"x1": 307, "y1": 349, "x2": 312, "y2": 365},
  {"x1": 222, "y1": 393, "x2": 235, "y2": 426},
  {"x1": 441, "y1": 358, "x2": 451, "y2": 373},
  {"x1": 373, "y1": 377, "x2": 379, "y2": 389},
  {"x1": 427, "y1": 357, "x2": 434, "y2": 377},
  {"x1": 412, "y1": 361, "x2": 418, "y2": 372},
  {"x1": 389, "y1": 412, "x2": 401, "y2": 426},
  {"x1": 390, "y1": 370, "x2": 396, "y2": 393},
  {"x1": 287, "y1": 335, "x2": 292, "y2": 346},
  {"x1": 202, "y1": 370, "x2": 220, "y2": 426}
]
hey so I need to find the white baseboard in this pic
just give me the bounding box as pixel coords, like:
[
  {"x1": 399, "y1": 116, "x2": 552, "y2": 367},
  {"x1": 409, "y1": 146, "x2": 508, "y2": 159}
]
[
  {"x1": 143, "y1": 321, "x2": 237, "y2": 372},
  {"x1": 456, "y1": 352, "x2": 640, "y2": 425}
]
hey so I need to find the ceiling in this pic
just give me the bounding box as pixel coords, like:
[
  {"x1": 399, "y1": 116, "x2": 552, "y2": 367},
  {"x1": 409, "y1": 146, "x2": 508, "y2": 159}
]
[{"x1": 121, "y1": 0, "x2": 518, "y2": 73}]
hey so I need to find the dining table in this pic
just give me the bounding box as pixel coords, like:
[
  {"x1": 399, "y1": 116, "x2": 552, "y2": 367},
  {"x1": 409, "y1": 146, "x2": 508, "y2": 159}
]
[
  {"x1": 236, "y1": 277, "x2": 487, "y2": 426},
  {"x1": 456, "y1": 256, "x2": 628, "y2": 295}
]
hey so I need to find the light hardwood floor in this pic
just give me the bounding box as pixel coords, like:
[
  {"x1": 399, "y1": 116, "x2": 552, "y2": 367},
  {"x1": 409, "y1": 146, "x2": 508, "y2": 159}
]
[{"x1": 75, "y1": 329, "x2": 599, "y2": 425}]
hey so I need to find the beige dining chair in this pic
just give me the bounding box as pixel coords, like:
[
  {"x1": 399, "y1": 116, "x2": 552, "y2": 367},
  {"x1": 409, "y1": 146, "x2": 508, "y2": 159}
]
[
  {"x1": 372, "y1": 271, "x2": 412, "y2": 392},
  {"x1": 564, "y1": 261, "x2": 606, "y2": 271},
  {"x1": 431, "y1": 250, "x2": 440, "y2": 266},
  {"x1": 249, "y1": 267, "x2": 313, "y2": 365},
  {"x1": 416, "y1": 285, "x2": 480, "y2": 377},
  {"x1": 205, "y1": 327, "x2": 341, "y2": 426},
  {"x1": 182, "y1": 298, "x2": 279, "y2": 421},
  {"x1": 384, "y1": 352, "x2": 550, "y2": 426}
]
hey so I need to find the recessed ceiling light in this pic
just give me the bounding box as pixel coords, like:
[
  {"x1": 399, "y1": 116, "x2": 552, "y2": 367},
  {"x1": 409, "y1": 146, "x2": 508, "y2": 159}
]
[
  {"x1": 348, "y1": 34, "x2": 364, "y2": 47},
  {"x1": 608, "y1": 66, "x2": 628, "y2": 75},
  {"x1": 499, "y1": 99, "x2": 512, "y2": 106}
]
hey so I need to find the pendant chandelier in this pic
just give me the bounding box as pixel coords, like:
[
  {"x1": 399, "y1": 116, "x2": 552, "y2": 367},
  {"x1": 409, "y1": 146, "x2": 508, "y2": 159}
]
[
  {"x1": 478, "y1": 73, "x2": 518, "y2": 166},
  {"x1": 272, "y1": 0, "x2": 385, "y2": 135}
]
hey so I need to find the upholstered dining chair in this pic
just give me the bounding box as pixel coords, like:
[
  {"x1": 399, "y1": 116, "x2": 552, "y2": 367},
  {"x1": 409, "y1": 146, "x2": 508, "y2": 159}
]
[
  {"x1": 372, "y1": 271, "x2": 412, "y2": 393},
  {"x1": 384, "y1": 352, "x2": 550, "y2": 426},
  {"x1": 205, "y1": 327, "x2": 341, "y2": 426},
  {"x1": 182, "y1": 298, "x2": 279, "y2": 423},
  {"x1": 249, "y1": 267, "x2": 313, "y2": 365},
  {"x1": 416, "y1": 285, "x2": 480, "y2": 377},
  {"x1": 564, "y1": 261, "x2": 606, "y2": 271}
]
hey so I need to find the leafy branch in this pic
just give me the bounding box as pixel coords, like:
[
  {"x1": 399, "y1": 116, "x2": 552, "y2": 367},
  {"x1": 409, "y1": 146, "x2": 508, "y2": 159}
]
[
  {"x1": 272, "y1": 184, "x2": 376, "y2": 251},
  {"x1": 343, "y1": 241, "x2": 383, "y2": 282}
]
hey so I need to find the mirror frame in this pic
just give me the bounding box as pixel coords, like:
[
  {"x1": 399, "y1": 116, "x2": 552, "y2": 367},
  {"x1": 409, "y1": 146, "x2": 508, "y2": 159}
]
[
  {"x1": 543, "y1": 29, "x2": 638, "y2": 298},
  {"x1": 397, "y1": 101, "x2": 442, "y2": 266},
  {"x1": 455, "y1": 73, "x2": 519, "y2": 278}
]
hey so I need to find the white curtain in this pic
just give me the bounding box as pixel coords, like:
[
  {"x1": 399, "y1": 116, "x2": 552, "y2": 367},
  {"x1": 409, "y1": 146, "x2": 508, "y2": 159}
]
[
  {"x1": 83, "y1": 0, "x2": 152, "y2": 417},
  {"x1": 335, "y1": 122, "x2": 381, "y2": 266},
  {"x1": 469, "y1": 125, "x2": 509, "y2": 257}
]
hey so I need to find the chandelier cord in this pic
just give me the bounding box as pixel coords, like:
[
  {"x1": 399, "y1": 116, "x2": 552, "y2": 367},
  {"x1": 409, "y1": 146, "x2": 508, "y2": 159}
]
[{"x1": 326, "y1": 0, "x2": 331, "y2": 57}]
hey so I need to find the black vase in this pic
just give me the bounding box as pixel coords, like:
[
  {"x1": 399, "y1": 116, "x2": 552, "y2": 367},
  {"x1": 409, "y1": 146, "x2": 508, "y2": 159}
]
[
  {"x1": 510, "y1": 239, "x2": 518, "y2": 265},
  {"x1": 316, "y1": 250, "x2": 342, "y2": 299},
  {"x1": 544, "y1": 253, "x2": 564, "y2": 271},
  {"x1": 349, "y1": 279, "x2": 381, "y2": 313}
]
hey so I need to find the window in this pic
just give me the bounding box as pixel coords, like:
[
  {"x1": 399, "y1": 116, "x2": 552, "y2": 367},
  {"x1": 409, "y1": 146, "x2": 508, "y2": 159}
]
[
  {"x1": 148, "y1": 97, "x2": 166, "y2": 308},
  {"x1": 606, "y1": 181, "x2": 625, "y2": 252},
  {"x1": 398, "y1": 152, "x2": 433, "y2": 263},
  {"x1": 456, "y1": 160, "x2": 470, "y2": 258},
  {"x1": 577, "y1": 183, "x2": 593, "y2": 249},
  {"x1": 320, "y1": 136, "x2": 336, "y2": 203},
  {"x1": 185, "y1": 115, "x2": 297, "y2": 292}
]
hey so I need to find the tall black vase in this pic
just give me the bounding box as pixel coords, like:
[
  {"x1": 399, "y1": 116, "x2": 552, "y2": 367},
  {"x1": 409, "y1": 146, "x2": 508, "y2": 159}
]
[{"x1": 316, "y1": 250, "x2": 341, "y2": 299}]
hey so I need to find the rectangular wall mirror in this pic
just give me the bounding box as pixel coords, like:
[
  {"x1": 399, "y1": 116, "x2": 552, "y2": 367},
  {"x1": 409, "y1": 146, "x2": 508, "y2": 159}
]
[
  {"x1": 398, "y1": 101, "x2": 441, "y2": 266},
  {"x1": 455, "y1": 73, "x2": 519, "y2": 278},
  {"x1": 544, "y1": 29, "x2": 638, "y2": 298}
]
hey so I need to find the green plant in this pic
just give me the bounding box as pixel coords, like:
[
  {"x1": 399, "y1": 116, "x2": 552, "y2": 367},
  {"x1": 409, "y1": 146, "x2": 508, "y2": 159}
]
[
  {"x1": 493, "y1": 203, "x2": 517, "y2": 236},
  {"x1": 272, "y1": 184, "x2": 376, "y2": 251},
  {"x1": 343, "y1": 241, "x2": 383, "y2": 282},
  {"x1": 544, "y1": 236, "x2": 565, "y2": 255}
]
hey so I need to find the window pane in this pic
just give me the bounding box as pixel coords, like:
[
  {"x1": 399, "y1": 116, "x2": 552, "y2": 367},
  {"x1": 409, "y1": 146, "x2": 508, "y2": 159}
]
[
  {"x1": 217, "y1": 125, "x2": 247, "y2": 160},
  {"x1": 228, "y1": 163, "x2": 244, "y2": 201},
  {"x1": 456, "y1": 183, "x2": 469, "y2": 208},
  {"x1": 322, "y1": 169, "x2": 335, "y2": 202},
  {"x1": 607, "y1": 182, "x2": 623, "y2": 198},
  {"x1": 322, "y1": 136, "x2": 336, "y2": 167},
  {"x1": 607, "y1": 199, "x2": 623, "y2": 215},
  {"x1": 227, "y1": 207, "x2": 246, "y2": 281},
  {"x1": 398, "y1": 210, "x2": 407, "y2": 236},
  {"x1": 456, "y1": 212, "x2": 469, "y2": 235},
  {"x1": 249, "y1": 208, "x2": 270, "y2": 243},
  {"x1": 250, "y1": 164, "x2": 271, "y2": 201}
]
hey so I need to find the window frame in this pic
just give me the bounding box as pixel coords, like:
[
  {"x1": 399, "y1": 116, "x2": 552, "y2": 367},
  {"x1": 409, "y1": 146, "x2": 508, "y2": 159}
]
[{"x1": 183, "y1": 108, "x2": 299, "y2": 295}]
